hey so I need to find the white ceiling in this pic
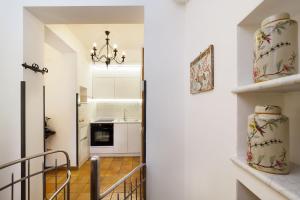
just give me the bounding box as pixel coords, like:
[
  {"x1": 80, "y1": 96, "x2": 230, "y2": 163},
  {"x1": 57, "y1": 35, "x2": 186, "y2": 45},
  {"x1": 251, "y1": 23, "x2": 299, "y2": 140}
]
[
  {"x1": 26, "y1": 6, "x2": 144, "y2": 63},
  {"x1": 26, "y1": 6, "x2": 144, "y2": 24},
  {"x1": 67, "y1": 24, "x2": 144, "y2": 54}
]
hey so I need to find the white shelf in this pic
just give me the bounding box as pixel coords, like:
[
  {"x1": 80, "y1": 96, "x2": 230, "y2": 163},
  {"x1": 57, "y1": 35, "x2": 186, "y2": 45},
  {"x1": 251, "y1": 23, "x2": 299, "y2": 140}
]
[
  {"x1": 232, "y1": 74, "x2": 300, "y2": 94},
  {"x1": 239, "y1": 0, "x2": 300, "y2": 26},
  {"x1": 231, "y1": 156, "x2": 300, "y2": 200}
]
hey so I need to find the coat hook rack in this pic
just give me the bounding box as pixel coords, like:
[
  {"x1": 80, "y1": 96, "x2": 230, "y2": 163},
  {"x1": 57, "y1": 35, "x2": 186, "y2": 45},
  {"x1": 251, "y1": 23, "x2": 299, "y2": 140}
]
[{"x1": 22, "y1": 63, "x2": 48, "y2": 74}]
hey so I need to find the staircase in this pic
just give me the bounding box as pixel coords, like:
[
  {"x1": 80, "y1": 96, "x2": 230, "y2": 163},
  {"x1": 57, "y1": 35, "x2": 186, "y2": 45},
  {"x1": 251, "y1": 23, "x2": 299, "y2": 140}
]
[
  {"x1": 0, "y1": 152, "x2": 146, "y2": 200},
  {"x1": 90, "y1": 156, "x2": 146, "y2": 200},
  {"x1": 0, "y1": 150, "x2": 71, "y2": 200}
]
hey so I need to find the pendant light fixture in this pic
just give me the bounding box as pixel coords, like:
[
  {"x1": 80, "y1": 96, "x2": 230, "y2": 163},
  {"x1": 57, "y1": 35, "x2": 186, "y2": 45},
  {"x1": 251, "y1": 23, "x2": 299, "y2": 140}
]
[{"x1": 90, "y1": 31, "x2": 126, "y2": 67}]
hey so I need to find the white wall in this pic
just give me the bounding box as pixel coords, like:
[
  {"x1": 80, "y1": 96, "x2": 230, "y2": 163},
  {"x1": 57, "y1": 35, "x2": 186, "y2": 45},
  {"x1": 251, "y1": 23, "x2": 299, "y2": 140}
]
[
  {"x1": 0, "y1": 0, "x2": 22, "y2": 163},
  {"x1": 23, "y1": 9, "x2": 45, "y2": 200},
  {"x1": 183, "y1": 0, "x2": 262, "y2": 200},
  {"x1": 44, "y1": 41, "x2": 77, "y2": 166},
  {"x1": 0, "y1": 1, "x2": 22, "y2": 199},
  {"x1": 46, "y1": 25, "x2": 92, "y2": 96},
  {"x1": 44, "y1": 25, "x2": 92, "y2": 167},
  {"x1": 23, "y1": 8, "x2": 45, "y2": 160},
  {"x1": 144, "y1": 1, "x2": 185, "y2": 200}
]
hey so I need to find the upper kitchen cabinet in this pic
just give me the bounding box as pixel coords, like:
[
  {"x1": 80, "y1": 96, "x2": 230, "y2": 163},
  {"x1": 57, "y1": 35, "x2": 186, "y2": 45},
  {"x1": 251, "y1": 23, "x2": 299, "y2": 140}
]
[
  {"x1": 92, "y1": 77, "x2": 115, "y2": 98},
  {"x1": 92, "y1": 66, "x2": 142, "y2": 99},
  {"x1": 115, "y1": 77, "x2": 141, "y2": 99}
]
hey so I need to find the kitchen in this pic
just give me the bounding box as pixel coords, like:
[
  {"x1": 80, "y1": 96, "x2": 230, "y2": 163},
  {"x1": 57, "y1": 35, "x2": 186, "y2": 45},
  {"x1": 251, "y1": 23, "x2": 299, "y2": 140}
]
[{"x1": 79, "y1": 64, "x2": 143, "y2": 161}]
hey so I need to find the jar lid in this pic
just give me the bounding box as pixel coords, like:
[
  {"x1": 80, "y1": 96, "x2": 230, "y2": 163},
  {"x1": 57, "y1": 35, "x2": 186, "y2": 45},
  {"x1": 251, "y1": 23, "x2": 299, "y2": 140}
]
[
  {"x1": 261, "y1": 13, "x2": 290, "y2": 27},
  {"x1": 255, "y1": 105, "x2": 281, "y2": 114}
]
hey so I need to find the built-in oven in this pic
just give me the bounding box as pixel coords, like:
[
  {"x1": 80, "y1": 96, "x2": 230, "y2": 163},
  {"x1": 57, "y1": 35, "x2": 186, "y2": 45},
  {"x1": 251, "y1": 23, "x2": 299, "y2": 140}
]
[{"x1": 90, "y1": 123, "x2": 114, "y2": 146}]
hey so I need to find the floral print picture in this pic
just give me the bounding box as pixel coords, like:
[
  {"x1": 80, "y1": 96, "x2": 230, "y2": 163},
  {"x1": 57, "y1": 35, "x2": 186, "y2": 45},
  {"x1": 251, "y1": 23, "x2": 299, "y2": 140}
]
[{"x1": 190, "y1": 45, "x2": 214, "y2": 94}]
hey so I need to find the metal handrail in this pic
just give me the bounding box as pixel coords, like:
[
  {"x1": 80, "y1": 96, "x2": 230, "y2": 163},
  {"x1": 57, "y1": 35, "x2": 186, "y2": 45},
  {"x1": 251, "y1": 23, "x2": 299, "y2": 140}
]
[
  {"x1": 90, "y1": 156, "x2": 146, "y2": 200},
  {"x1": 0, "y1": 150, "x2": 71, "y2": 200},
  {"x1": 0, "y1": 150, "x2": 69, "y2": 169},
  {"x1": 100, "y1": 163, "x2": 146, "y2": 198},
  {"x1": 49, "y1": 170, "x2": 71, "y2": 200}
]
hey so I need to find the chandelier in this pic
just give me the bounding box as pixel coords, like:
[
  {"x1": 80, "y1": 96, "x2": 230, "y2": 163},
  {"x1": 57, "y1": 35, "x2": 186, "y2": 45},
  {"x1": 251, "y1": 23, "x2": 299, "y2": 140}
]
[{"x1": 90, "y1": 31, "x2": 126, "y2": 67}]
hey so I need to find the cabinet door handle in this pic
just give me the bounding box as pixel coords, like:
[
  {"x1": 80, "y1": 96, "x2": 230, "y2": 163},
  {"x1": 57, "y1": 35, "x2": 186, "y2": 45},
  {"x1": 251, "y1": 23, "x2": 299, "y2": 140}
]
[{"x1": 80, "y1": 136, "x2": 88, "y2": 141}]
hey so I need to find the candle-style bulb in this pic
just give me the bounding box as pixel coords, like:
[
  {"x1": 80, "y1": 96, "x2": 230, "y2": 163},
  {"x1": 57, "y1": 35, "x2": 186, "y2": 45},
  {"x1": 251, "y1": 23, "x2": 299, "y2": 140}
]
[
  {"x1": 122, "y1": 51, "x2": 126, "y2": 56},
  {"x1": 93, "y1": 42, "x2": 97, "y2": 47},
  {"x1": 113, "y1": 44, "x2": 118, "y2": 49}
]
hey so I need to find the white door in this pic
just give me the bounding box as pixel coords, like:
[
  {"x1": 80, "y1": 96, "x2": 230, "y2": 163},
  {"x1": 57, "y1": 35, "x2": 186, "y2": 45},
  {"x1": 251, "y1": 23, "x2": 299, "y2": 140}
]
[
  {"x1": 127, "y1": 123, "x2": 142, "y2": 153},
  {"x1": 115, "y1": 77, "x2": 141, "y2": 99},
  {"x1": 114, "y1": 123, "x2": 128, "y2": 153},
  {"x1": 93, "y1": 77, "x2": 115, "y2": 98}
]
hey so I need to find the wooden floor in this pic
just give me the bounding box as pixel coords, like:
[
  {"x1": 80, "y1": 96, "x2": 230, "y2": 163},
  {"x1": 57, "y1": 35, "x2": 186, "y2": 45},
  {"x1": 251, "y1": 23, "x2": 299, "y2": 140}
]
[{"x1": 46, "y1": 157, "x2": 141, "y2": 200}]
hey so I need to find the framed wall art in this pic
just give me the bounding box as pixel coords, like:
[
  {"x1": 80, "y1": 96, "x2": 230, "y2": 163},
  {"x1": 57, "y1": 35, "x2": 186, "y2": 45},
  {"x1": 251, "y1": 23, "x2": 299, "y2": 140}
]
[{"x1": 190, "y1": 44, "x2": 214, "y2": 94}]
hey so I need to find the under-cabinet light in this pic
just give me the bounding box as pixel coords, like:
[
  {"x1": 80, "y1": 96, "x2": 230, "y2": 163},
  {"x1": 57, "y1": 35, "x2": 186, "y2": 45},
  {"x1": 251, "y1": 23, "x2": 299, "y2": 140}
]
[
  {"x1": 92, "y1": 64, "x2": 141, "y2": 70},
  {"x1": 88, "y1": 98, "x2": 142, "y2": 104}
]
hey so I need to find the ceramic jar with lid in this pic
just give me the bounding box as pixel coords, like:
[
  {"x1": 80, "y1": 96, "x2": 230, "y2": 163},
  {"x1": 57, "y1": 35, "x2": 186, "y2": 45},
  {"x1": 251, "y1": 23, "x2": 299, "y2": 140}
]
[
  {"x1": 253, "y1": 13, "x2": 298, "y2": 82},
  {"x1": 247, "y1": 105, "x2": 289, "y2": 174}
]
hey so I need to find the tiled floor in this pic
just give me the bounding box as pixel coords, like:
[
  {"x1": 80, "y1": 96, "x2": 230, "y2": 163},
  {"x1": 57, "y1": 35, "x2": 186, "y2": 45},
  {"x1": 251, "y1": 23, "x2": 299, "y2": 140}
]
[{"x1": 46, "y1": 157, "x2": 141, "y2": 200}]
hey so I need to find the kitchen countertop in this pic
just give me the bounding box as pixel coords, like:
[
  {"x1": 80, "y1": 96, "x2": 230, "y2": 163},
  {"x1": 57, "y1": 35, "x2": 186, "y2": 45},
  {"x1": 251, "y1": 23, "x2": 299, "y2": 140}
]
[{"x1": 91, "y1": 119, "x2": 142, "y2": 124}]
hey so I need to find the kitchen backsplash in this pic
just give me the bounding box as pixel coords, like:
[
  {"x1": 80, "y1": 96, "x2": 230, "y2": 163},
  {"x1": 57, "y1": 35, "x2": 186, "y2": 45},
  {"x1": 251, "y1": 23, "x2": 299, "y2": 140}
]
[{"x1": 93, "y1": 103, "x2": 141, "y2": 121}]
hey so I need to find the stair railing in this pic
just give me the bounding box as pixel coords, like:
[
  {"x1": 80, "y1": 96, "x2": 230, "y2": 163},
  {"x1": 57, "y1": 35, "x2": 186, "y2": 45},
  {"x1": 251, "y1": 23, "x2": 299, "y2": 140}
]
[
  {"x1": 0, "y1": 150, "x2": 71, "y2": 200},
  {"x1": 90, "y1": 156, "x2": 146, "y2": 200}
]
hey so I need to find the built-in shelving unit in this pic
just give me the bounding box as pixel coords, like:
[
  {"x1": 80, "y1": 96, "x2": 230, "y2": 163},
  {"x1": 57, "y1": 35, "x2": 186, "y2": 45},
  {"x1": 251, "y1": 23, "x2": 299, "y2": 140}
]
[
  {"x1": 233, "y1": 0, "x2": 300, "y2": 199},
  {"x1": 233, "y1": 74, "x2": 300, "y2": 93},
  {"x1": 232, "y1": 156, "x2": 300, "y2": 200}
]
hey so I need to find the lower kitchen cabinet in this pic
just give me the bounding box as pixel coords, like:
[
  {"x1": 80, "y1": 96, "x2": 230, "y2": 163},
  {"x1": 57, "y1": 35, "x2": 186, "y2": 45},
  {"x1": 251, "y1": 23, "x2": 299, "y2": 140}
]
[
  {"x1": 114, "y1": 123, "x2": 128, "y2": 153},
  {"x1": 113, "y1": 123, "x2": 141, "y2": 155},
  {"x1": 127, "y1": 123, "x2": 142, "y2": 153}
]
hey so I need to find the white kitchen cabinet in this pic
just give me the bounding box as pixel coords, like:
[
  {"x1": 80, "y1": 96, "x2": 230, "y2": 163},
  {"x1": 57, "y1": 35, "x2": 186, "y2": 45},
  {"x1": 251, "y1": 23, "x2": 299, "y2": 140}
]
[
  {"x1": 114, "y1": 123, "x2": 128, "y2": 153},
  {"x1": 127, "y1": 123, "x2": 142, "y2": 153},
  {"x1": 93, "y1": 77, "x2": 115, "y2": 98},
  {"x1": 114, "y1": 77, "x2": 141, "y2": 99},
  {"x1": 79, "y1": 125, "x2": 89, "y2": 166}
]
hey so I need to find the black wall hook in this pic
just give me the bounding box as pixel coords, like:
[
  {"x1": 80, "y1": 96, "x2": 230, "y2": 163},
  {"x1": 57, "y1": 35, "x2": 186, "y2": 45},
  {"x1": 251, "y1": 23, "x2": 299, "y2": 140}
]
[{"x1": 22, "y1": 63, "x2": 48, "y2": 74}]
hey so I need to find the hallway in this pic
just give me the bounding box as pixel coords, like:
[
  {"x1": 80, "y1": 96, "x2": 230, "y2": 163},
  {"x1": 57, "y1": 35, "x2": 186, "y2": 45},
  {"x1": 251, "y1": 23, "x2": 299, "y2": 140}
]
[{"x1": 46, "y1": 157, "x2": 141, "y2": 200}]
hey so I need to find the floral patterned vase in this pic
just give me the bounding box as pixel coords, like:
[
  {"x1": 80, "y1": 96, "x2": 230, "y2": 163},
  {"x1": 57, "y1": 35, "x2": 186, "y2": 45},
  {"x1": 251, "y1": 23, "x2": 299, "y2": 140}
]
[
  {"x1": 253, "y1": 13, "x2": 298, "y2": 82},
  {"x1": 247, "y1": 105, "x2": 290, "y2": 174}
]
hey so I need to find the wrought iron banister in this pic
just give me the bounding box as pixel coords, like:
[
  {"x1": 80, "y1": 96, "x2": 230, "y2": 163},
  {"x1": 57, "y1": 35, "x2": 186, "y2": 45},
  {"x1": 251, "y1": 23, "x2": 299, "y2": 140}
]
[
  {"x1": 0, "y1": 150, "x2": 71, "y2": 200},
  {"x1": 90, "y1": 156, "x2": 146, "y2": 200},
  {"x1": 101, "y1": 163, "x2": 146, "y2": 198}
]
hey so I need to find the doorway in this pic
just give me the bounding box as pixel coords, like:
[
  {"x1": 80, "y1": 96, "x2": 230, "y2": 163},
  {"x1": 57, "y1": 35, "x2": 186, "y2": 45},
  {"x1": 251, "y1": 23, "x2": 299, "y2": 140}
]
[{"x1": 23, "y1": 5, "x2": 146, "y2": 200}]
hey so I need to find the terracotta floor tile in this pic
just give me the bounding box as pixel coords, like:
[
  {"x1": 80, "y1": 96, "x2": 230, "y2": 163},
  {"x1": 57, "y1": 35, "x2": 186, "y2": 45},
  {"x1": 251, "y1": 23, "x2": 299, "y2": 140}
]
[
  {"x1": 77, "y1": 193, "x2": 90, "y2": 200},
  {"x1": 82, "y1": 184, "x2": 90, "y2": 193},
  {"x1": 69, "y1": 192, "x2": 80, "y2": 200},
  {"x1": 76, "y1": 176, "x2": 90, "y2": 184},
  {"x1": 46, "y1": 156, "x2": 141, "y2": 199},
  {"x1": 70, "y1": 183, "x2": 86, "y2": 193}
]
